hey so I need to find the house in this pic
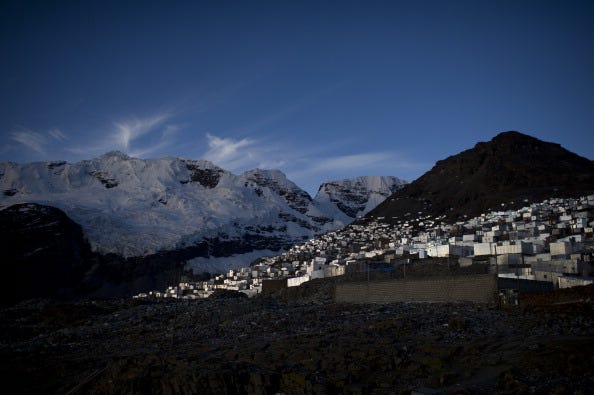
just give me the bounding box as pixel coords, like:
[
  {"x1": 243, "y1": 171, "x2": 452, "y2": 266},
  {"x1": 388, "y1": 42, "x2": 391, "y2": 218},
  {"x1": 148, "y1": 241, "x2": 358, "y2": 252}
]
[{"x1": 558, "y1": 275, "x2": 594, "y2": 289}]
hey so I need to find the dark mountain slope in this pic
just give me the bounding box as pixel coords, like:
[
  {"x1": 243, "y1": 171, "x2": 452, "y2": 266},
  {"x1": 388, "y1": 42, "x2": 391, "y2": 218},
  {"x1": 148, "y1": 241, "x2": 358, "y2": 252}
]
[
  {"x1": 0, "y1": 203, "x2": 98, "y2": 304},
  {"x1": 0, "y1": 203, "x2": 296, "y2": 304},
  {"x1": 0, "y1": 204, "x2": 184, "y2": 304},
  {"x1": 366, "y1": 131, "x2": 594, "y2": 223}
]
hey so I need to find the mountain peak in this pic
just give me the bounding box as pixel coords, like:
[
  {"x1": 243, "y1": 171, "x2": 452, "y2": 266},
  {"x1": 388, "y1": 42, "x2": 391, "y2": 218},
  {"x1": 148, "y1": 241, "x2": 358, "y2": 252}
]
[
  {"x1": 482, "y1": 131, "x2": 560, "y2": 150},
  {"x1": 181, "y1": 158, "x2": 222, "y2": 170},
  {"x1": 99, "y1": 151, "x2": 131, "y2": 160},
  {"x1": 320, "y1": 175, "x2": 406, "y2": 188},
  {"x1": 367, "y1": 131, "x2": 594, "y2": 223},
  {"x1": 492, "y1": 130, "x2": 532, "y2": 141},
  {"x1": 315, "y1": 176, "x2": 407, "y2": 218},
  {"x1": 243, "y1": 168, "x2": 288, "y2": 180}
]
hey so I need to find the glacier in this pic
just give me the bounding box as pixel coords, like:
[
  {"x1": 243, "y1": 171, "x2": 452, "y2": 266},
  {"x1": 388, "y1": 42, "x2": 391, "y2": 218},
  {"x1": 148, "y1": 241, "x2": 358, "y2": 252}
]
[{"x1": 0, "y1": 152, "x2": 406, "y2": 271}]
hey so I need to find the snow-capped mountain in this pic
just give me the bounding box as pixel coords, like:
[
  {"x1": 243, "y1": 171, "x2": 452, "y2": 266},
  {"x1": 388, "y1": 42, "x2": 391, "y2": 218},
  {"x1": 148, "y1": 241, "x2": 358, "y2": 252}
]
[
  {"x1": 314, "y1": 176, "x2": 407, "y2": 219},
  {"x1": 0, "y1": 152, "x2": 405, "y2": 273}
]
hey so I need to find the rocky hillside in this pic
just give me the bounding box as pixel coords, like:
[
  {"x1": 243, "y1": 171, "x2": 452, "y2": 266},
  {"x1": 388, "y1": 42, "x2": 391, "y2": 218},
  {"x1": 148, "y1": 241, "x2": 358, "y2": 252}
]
[
  {"x1": 2, "y1": 285, "x2": 592, "y2": 394},
  {"x1": 367, "y1": 131, "x2": 594, "y2": 223}
]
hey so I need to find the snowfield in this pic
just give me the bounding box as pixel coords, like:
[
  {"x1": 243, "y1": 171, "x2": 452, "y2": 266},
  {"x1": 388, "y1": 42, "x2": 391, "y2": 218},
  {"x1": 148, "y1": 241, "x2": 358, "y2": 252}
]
[{"x1": 0, "y1": 152, "x2": 406, "y2": 265}]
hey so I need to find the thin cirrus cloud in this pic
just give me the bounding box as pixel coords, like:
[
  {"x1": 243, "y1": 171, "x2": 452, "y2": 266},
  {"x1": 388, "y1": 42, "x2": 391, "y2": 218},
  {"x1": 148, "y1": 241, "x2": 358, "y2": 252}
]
[
  {"x1": 112, "y1": 114, "x2": 169, "y2": 151},
  {"x1": 127, "y1": 124, "x2": 180, "y2": 158},
  {"x1": 48, "y1": 128, "x2": 68, "y2": 142},
  {"x1": 67, "y1": 112, "x2": 176, "y2": 158},
  {"x1": 203, "y1": 133, "x2": 395, "y2": 174},
  {"x1": 201, "y1": 133, "x2": 423, "y2": 194},
  {"x1": 293, "y1": 151, "x2": 428, "y2": 180},
  {"x1": 204, "y1": 133, "x2": 254, "y2": 165},
  {"x1": 11, "y1": 129, "x2": 47, "y2": 154},
  {"x1": 305, "y1": 152, "x2": 394, "y2": 173},
  {"x1": 203, "y1": 133, "x2": 399, "y2": 175},
  {"x1": 202, "y1": 133, "x2": 286, "y2": 171},
  {"x1": 10, "y1": 127, "x2": 69, "y2": 154},
  {"x1": 287, "y1": 152, "x2": 399, "y2": 191}
]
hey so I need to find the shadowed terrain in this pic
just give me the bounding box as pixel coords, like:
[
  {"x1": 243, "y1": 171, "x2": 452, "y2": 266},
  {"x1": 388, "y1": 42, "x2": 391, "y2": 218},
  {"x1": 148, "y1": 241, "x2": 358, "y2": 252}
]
[
  {"x1": 367, "y1": 131, "x2": 594, "y2": 223},
  {"x1": 1, "y1": 281, "x2": 593, "y2": 394}
]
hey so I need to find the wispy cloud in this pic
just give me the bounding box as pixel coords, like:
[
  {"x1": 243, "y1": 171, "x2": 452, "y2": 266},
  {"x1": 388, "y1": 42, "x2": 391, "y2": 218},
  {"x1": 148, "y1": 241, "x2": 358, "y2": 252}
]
[
  {"x1": 202, "y1": 133, "x2": 288, "y2": 171},
  {"x1": 10, "y1": 128, "x2": 48, "y2": 154},
  {"x1": 286, "y1": 151, "x2": 406, "y2": 194},
  {"x1": 304, "y1": 152, "x2": 394, "y2": 174},
  {"x1": 112, "y1": 114, "x2": 169, "y2": 151},
  {"x1": 199, "y1": 133, "x2": 425, "y2": 195},
  {"x1": 128, "y1": 124, "x2": 181, "y2": 158},
  {"x1": 66, "y1": 112, "x2": 176, "y2": 158},
  {"x1": 49, "y1": 128, "x2": 68, "y2": 141},
  {"x1": 204, "y1": 133, "x2": 255, "y2": 167}
]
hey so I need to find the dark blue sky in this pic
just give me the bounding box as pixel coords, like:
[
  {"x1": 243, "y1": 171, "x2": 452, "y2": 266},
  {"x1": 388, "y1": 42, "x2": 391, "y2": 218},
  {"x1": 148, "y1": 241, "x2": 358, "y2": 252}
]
[{"x1": 2, "y1": 0, "x2": 593, "y2": 195}]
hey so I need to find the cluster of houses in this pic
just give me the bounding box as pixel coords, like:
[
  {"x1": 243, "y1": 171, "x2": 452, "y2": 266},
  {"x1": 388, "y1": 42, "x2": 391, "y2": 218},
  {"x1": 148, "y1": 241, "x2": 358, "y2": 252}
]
[{"x1": 134, "y1": 194, "x2": 594, "y2": 300}]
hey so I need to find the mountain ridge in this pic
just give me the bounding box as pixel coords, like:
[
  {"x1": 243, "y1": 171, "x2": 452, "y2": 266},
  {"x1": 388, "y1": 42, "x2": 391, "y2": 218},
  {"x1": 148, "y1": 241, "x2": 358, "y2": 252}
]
[
  {"x1": 3, "y1": 131, "x2": 593, "y2": 302},
  {"x1": 315, "y1": 176, "x2": 407, "y2": 218},
  {"x1": 0, "y1": 153, "x2": 405, "y2": 269},
  {"x1": 366, "y1": 131, "x2": 594, "y2": 223}
]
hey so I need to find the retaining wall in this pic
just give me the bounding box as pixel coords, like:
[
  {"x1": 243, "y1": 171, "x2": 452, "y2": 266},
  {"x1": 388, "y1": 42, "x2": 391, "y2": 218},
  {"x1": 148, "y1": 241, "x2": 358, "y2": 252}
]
[
  {"x1": 334, "y1": 274, "x2": 497, "y2": 304},
  {"x1": 262, "y1": 278, "x2": 288, "y2": 294}
]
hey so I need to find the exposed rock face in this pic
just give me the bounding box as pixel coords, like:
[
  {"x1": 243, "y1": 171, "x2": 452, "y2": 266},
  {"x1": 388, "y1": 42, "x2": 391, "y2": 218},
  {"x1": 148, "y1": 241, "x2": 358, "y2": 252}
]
[
  {"x1": 88, "y1": 170, "x2": 119, "y2": 188},
  {"x1": 315, "y1": 176, "x2": 407, "y2": 218},
  {"x1": 243, "y1": 169, "x2": 313, "y2": 215},
  {"x1": 367, "y1": 131, "x2": 594, "y2": 223},
  {"x1": 183, "y1": 160, "x2": 224, "y2": 188}
]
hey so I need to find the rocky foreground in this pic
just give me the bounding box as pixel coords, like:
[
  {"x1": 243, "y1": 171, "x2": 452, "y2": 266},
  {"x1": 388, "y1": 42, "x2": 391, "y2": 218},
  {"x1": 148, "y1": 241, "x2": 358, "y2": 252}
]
[{"x1": 1, "y1": 282, "x2": 593, "y2": 394}]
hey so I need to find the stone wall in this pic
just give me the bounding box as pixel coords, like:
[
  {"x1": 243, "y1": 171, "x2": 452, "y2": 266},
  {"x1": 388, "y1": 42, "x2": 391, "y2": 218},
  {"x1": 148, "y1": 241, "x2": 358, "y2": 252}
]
[
  {"x1": 334, "y1": 274, "x2": 497, "y2": 304},
  {"x1": 498, "y1": 277, "x2": 553, "y2": 294},
  {"x1": 261, "y1": 278, "x2": 288, "y2": 294}
]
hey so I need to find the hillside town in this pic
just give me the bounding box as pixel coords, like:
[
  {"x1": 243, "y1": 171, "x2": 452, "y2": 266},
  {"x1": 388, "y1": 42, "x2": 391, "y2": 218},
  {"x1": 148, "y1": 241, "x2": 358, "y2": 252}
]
[{"x1": 136, "y1": 194, "x2": 594, "y2": 300}]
